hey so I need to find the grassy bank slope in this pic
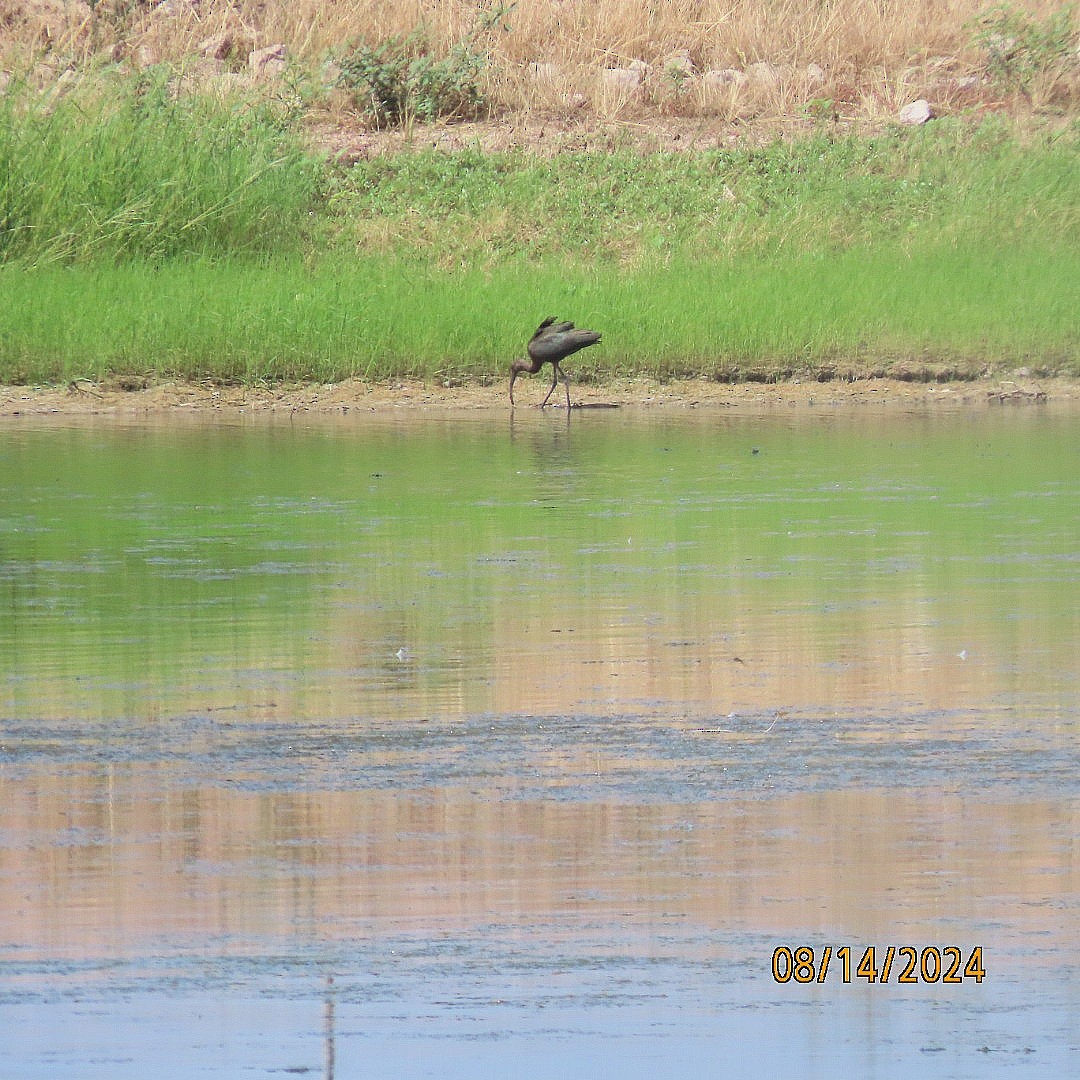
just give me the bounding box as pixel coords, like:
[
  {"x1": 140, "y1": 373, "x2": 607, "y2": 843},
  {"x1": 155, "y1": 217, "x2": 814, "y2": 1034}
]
[{"x1": 0, "y1": 76, "x2": 1076, "y2": 383}]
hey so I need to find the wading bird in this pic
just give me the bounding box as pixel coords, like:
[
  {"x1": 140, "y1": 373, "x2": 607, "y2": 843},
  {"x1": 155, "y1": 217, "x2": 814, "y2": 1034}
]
[{"x1": 509, "y1": 317, "x2": 602, "y2": 408}]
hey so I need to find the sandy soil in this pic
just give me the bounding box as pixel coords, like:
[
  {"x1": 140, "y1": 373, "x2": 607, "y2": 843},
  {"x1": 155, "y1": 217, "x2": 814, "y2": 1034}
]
[{"x1": 0, "y1": 373, "x2": 1071, "y2": 417}]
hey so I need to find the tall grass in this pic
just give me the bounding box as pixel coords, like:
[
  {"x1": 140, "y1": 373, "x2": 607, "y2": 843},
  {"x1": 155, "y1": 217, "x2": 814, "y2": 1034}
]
[
  {"x1": 0, "y1": 70, "x2": 319, "y2": 263},
  {"x1": 3, "y1": 236, "x2": 1076, "y2": 384},
  {"x1": 0, "y1": 70, "x2": 1076, "y2": 383}
]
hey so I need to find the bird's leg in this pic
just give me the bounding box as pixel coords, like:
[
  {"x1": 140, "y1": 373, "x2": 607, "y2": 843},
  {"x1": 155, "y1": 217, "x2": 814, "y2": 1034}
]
[
  {"x1": 561, "y1": 363, "x2": 571, "y2": 409},
  {"x1": 540, "y1": 362, "x2": 559, "y2": 407}
]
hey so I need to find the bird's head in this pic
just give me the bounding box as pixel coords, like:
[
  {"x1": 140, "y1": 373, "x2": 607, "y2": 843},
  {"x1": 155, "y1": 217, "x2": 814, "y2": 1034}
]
[{"x1": 509, "y1": 358, "x2": 530, "y2": 404}]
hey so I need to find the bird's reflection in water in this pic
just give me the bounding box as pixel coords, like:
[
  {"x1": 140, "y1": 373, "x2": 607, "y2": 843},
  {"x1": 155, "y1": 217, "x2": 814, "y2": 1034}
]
[{"x1": 508, "y1": 412, "x2": 586, "y2": 508}]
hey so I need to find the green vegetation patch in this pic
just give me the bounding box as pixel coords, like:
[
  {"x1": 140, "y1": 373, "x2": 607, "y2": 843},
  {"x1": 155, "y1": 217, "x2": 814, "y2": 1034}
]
[
  {"x1": 0, "y1": 69, "x2": 320, "y2": 263},
  {"x1": 4, "y1": 237, "x2": 1075, "y2": 385},
  {"x1": 325, "y1": 120, "x2": 1079, "y2": 264},
  {"x1": 0, "y1": 75, "x2": 1077, "y2": 383}
]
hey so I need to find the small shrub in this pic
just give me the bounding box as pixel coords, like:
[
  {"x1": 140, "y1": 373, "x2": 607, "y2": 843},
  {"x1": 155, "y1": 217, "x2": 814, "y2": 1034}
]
[
  {"x1": 335, "y1": 31, "x2": 488, "y2": 128},
  {"x1": 972, "y1": 4, "x2": 1078, "y2": 95}
]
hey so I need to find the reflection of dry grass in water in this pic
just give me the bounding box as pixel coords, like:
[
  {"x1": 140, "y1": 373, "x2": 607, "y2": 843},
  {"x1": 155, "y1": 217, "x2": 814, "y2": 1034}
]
[
  {"x1": 3, "y1": 775, "x2": 1076, "y2": 947},
  {"x1": 1, "y1": 374, "x2": 1074, "y2": 417},
  {"x1": 5, "y1": 0, "x2": 1077, "y2": 141}
]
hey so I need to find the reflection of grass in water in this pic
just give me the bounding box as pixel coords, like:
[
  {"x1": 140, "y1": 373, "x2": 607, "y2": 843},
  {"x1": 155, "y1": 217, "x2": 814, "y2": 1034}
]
[
  {"x1": 1, "y1": 424, "x2": 528, "y2": 713},
  {"x1": 4, "y1": 415, "x2": 1077, "y2": 718}
]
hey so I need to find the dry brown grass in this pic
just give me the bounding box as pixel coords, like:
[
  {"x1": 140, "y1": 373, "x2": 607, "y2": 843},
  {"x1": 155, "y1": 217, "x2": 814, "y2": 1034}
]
[{"x1": 2, "y1": 0, "x2": 1077, "y2": 132}]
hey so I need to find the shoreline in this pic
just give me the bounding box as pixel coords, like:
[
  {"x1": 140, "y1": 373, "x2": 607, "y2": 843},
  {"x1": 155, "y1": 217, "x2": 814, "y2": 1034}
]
[{"x1": 1, "y1": 374, "x2": 1071, "y2": 417}]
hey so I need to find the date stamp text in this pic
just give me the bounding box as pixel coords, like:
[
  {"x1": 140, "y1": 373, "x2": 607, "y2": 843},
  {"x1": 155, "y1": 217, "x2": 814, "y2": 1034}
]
[{"x1": 772, "y1": 945, "x2": 986, "y2": 984}]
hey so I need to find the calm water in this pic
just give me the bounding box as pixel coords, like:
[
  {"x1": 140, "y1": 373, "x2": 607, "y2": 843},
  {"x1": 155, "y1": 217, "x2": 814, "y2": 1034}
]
[{"x1": 2, "y1": 403, "x2": 1078, "y2": 1078}]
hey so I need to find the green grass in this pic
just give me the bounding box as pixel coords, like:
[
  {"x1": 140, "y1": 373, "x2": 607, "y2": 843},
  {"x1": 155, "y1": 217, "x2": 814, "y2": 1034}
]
[
  {"x1": 322, "y1": 121, "x2": 1079, "y2": 265},
  {"x1": 4, "y1": 239, "x2": 1075, "y2": 384},
  {"x1": 1, "y1": 72, "x2": 1077, "y2": 384},
  {"x1": 0, "y1": 68, "x2": 319, "y2": 263}
]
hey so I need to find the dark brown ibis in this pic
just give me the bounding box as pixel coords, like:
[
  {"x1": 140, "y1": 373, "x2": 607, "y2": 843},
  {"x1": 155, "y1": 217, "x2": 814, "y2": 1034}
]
[{"x1": 509, "y1": 316, "x2": 602, "y2": 408}]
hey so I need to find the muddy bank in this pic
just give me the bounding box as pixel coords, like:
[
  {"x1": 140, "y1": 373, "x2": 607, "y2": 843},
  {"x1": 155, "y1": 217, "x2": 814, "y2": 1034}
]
[{"x1": 0, "y1": 373, "x2": 1071, "y2": 416}]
